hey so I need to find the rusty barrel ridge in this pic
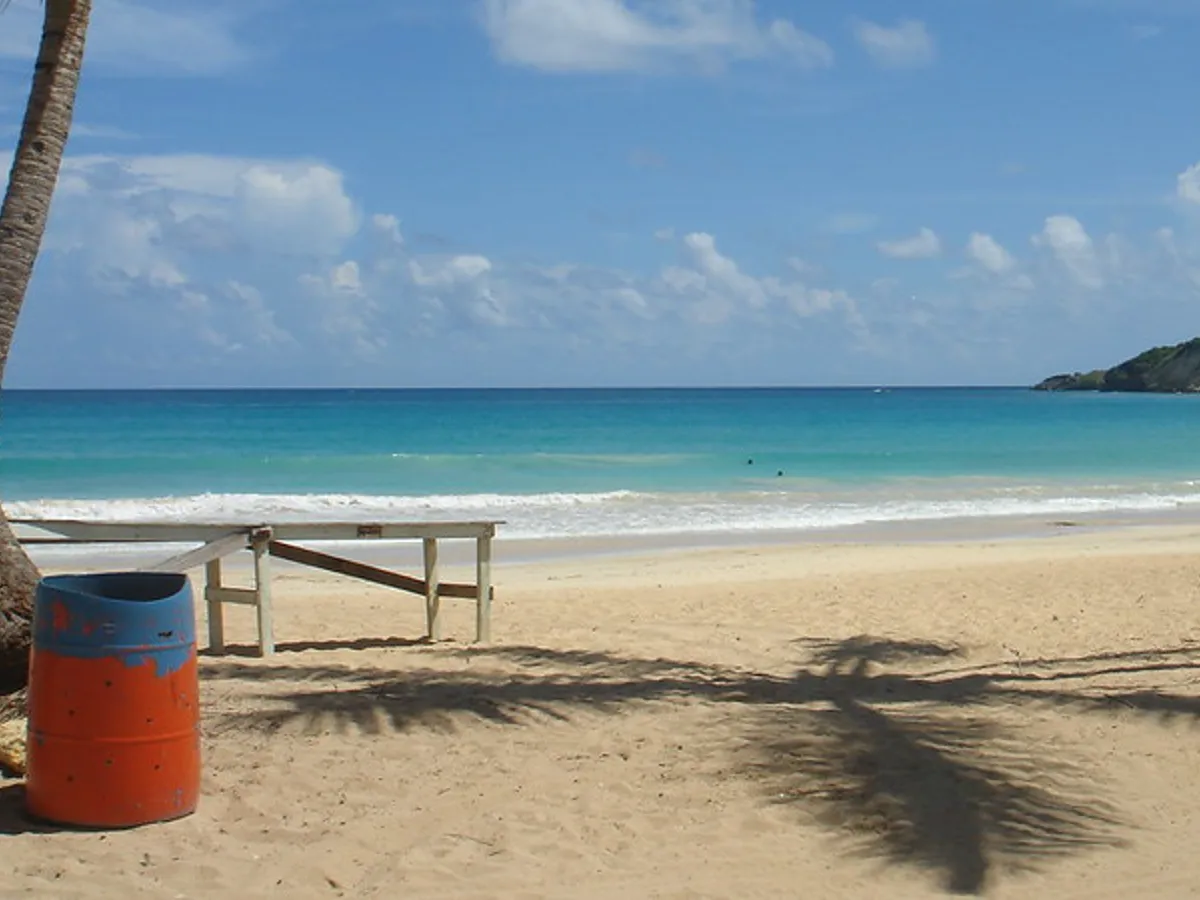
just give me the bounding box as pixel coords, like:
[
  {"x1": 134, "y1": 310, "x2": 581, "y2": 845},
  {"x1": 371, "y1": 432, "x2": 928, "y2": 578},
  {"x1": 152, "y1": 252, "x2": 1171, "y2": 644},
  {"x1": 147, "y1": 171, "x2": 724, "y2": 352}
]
[{"x1": 26, "y1": 572, "x2": 200, "y2": 828}]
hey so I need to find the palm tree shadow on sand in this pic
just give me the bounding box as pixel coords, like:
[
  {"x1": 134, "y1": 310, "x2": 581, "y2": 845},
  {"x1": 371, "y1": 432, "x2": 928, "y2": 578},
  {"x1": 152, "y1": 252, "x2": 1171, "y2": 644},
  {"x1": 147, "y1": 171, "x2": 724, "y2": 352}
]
[
  {"x1": 202, "y1": 635, "x2": 1200, "y2": 894},
  {"x1": 744, "y1": 638, "x2": 1129, "y2": 894}
]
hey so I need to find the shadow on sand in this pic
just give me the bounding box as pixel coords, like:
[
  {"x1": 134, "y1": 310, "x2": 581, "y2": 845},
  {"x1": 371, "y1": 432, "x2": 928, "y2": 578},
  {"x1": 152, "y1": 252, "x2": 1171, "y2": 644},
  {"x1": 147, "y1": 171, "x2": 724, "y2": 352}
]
[
  {"x1": 201, "y1": 636, "x2": 1200, "y2": 894},
  {"x1": 0, "y1": 783, "x2": 58, "y2": 836},
  {"x1": 198, "y1": 635, "x2": 432, "y2": 658}
]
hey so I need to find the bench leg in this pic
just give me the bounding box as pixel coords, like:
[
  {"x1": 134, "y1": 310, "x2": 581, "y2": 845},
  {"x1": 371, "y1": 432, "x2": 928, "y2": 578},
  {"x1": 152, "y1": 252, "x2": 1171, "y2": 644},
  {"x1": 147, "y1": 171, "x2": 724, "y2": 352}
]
[
  {"x1": 205, "y1": 558, "x2": 225, "y2": 654},
  {"x1": 475, "y1": 535, "x2": 492, "y2": 643},
  {"x1": 423, "y1": 537, "x2": 442, "y2": 641},
  {"x1": 252, "y1": 534, "x2": 275, "y2": 656}
]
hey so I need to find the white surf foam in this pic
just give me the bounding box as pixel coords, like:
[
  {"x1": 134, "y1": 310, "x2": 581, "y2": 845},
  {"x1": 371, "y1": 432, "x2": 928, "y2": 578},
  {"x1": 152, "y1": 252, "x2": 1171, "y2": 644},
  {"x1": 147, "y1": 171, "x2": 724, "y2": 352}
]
[{"x1": 10, "y1": 483, "x2": 1200, "y2": 544}]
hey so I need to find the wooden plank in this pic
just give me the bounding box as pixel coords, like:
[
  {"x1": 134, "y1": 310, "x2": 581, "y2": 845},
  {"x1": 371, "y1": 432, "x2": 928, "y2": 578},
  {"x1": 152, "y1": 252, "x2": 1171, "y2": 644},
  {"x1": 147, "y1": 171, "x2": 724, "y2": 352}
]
[
  {"x1": 205, "y1": 559, "x2": 226, "y2": 653},
  {"x1": 205, "y1": 585, "x2": 259, "y2": 606},
  {"x1": 476, "y1": 534, "x2": 493, "y2": 643},
  {"x1": 12, "y1": 520, "x2": 256, "y2": 543},
  {"x1": 270, "y1": 522, "x2": 500, "y2": 541},
  {"x1": 17, "y1": 537, "x2": 121, "y2": 545},
  {"x1": 268, "y1": 540, "x2": 426, "y2": 595},
  {"x1": 12, "y1": 519, "x2": 502, "y2": 543},
  {"x1": 438, "y1": 581, "x2": 481, "y2": 600},
  {"x1": 267, "y1": 540, "x2": 480, "y2": 599},
  {"x1": 142, "y1": 531, "x2": 249, "y2": 573},
  {"x1": 252, "y1": 533, "x2": 274, "y2": 657},
  {"x1": 423, "y1": 537, "x2": 441, "y2": 641}
]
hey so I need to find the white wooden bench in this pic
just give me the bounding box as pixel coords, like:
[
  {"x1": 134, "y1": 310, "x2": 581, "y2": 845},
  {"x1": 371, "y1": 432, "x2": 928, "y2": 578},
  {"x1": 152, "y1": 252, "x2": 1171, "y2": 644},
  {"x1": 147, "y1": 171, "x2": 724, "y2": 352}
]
[{"x1": 15, "y1": 519, "x2": 501, "y2": 657}]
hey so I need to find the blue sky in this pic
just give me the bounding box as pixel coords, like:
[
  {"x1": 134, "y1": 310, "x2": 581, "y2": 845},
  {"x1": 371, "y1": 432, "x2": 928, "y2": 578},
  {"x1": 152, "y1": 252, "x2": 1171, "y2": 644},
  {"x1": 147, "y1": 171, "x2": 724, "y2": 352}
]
[{"x1": 1, "y1": 0, "x2": 1198, "y2": 388}]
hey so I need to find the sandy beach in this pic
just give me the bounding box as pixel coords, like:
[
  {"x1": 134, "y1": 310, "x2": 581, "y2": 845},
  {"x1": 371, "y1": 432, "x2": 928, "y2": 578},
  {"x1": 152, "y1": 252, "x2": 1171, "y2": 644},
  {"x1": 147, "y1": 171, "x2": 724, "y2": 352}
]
[{"x1": 4, "y1": 523, "x2": 1200, "y2": 898}]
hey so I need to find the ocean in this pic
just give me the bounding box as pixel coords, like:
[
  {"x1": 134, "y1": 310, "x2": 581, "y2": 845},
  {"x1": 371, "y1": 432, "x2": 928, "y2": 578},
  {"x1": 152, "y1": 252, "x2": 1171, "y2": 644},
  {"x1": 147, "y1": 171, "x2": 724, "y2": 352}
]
[{"x1": 3, "y1": 387, "x2": 1200, "y2": 555}]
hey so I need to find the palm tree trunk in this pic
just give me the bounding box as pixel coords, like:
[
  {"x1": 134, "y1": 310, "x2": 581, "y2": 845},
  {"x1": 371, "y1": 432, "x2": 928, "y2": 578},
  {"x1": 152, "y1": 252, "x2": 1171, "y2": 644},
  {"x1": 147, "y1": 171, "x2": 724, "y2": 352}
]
[{"x1": 0, "y1": 0, "x2": 92, "y2": 692}]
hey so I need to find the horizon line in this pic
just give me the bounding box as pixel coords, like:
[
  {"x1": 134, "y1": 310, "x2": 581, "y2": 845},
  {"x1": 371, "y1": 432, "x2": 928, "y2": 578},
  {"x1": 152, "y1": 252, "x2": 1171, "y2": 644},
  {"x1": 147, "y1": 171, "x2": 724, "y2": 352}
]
[{"x1": 0, "y1": 384, "x2": 1036, "y2": 392}]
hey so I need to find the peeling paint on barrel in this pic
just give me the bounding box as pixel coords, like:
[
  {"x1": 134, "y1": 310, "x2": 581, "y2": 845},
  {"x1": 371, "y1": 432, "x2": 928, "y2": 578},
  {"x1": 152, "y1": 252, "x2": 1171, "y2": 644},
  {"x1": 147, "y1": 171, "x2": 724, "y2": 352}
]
[{"x1": 26, "y1": 572, "x2": 201, "y2": 828}]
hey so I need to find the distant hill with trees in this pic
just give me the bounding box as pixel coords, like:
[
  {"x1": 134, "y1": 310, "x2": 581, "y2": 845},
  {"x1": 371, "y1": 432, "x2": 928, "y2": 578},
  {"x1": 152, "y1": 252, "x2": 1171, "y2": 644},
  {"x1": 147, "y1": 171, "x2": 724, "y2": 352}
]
[{"x1": 1033, "y1": 338, "x2": 1200, "y2": 393}]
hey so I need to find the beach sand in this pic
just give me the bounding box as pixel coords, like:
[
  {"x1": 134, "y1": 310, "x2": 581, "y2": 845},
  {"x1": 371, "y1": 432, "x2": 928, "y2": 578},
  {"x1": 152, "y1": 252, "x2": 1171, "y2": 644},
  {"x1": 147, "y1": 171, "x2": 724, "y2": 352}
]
[{"x1": 4, "y1": 524, "x2": 1200, "y2": 898}]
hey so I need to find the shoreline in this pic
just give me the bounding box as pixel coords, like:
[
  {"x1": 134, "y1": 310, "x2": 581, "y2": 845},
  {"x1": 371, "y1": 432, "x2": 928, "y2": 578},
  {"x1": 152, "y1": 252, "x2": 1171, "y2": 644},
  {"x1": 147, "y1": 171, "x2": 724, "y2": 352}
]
[{"x1": 22, "y1": 503, "x2": 1200, "y2": 574}]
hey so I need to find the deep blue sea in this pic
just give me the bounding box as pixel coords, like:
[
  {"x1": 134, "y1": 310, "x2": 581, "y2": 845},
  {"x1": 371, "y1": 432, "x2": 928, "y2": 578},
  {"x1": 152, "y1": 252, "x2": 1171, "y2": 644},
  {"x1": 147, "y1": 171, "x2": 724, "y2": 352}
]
[{"x1": 3, "y1": 387, "x2": 1200, "y2": 540}]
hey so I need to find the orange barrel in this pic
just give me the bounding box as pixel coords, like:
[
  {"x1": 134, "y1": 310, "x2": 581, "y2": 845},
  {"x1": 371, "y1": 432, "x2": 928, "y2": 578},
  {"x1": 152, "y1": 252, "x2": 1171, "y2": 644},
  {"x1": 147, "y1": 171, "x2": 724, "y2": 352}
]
[{"x1": 25, "y1": 572, "x2": 200, "y2": 827}]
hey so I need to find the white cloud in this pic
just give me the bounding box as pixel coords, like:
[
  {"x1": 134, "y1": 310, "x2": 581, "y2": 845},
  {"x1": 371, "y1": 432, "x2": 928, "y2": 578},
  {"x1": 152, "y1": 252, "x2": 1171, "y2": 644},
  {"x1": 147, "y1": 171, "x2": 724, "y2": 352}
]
[
  {"x1": 410, "y1": 254, "x2": 494, "y2": 288},
  {"x1": 853, "y1": 19, "x2": 936, "y2": 68},
  {"x1": 99, "y1": 154, "x2": 253, "y2": 196},
  {"x1": 1033, "y1": 215, "x2": 1104, "y2": 288},
  {"x1": 62, "y1": 154, "x2": 361, "y2": 258},
  {"x1": 330, "y1": 260, "x2": 365, "y2": 295},
  {"x1": 681, "y1": 231, "x2": 767, "y2": 308},
  {"x1": 480, "y1": 0, "x2": 833, "y2": 73},
  {"x1": 965, "y1": 232, "x2": 1016, "y2": 273},
  {"x1": 235, "y1": 165, "x2": 360, "y2": 256},
  {"x1": 1178, "y1": 162, "x2": 1200, "y2": 204},
  {"x1": 764, "y1": 19, "x2": 835, "y2": 66},
  {"x1": 1149, "y1": 227, "x2": 1200, "y2": 292},
  {"x1": 45, "y1": 199, "x2": 185, "y2": 290},
  {"x1": 877, "y1": 227, "x2": 942, "y2": 260},
  {"x1": 613, "y1": 286, "x2": 649, "y2": 314},
  {"x1": 657, "y1": 231, "x2": 858, "y2": 326},
  {"x1": 772, "y1": 281, "x2": 858, "y2": 319},
  {"x1": 370, "y1": 213, "x2": 405, "y2": 246},
  {"x1": 410, "y1": 254, "x2": 507, "y2": 327},
  {"x1": 502, "y1": 261, "x2": 662, "y2": 336},
  {"x1": 225, "y1": 281, "x2": 295, "y2": 347},
  {"x1": 660, "y1": 264, "x2": 706, "y2": 293},
  {"x1": 29, "y1": 152, "x2": 370, "y2": 371},
  {"x1": 0, "y1": 0, "x2": 251, "y2": 76},
  {"x1": 298, "y1": 261, "x2": 387, "y2": 357}
]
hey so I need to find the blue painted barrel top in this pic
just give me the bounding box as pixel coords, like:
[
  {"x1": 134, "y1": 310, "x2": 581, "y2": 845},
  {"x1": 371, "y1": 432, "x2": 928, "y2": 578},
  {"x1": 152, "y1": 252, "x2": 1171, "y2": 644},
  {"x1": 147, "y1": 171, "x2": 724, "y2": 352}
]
[{"x1": 32, "y1": 572, "x2": 195, "y2": 675}]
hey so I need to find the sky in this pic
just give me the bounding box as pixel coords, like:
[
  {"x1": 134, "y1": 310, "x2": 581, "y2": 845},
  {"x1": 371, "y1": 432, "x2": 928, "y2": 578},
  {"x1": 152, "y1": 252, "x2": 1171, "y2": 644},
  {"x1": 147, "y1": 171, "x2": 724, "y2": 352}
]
[{"x1": 0, "y1": 0, "x2": 1198, "y2": 388}]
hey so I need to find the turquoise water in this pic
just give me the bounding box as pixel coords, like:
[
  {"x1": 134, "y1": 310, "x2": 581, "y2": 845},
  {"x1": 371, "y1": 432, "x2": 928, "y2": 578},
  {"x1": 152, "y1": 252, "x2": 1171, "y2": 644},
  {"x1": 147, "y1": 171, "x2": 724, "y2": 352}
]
[{"x1": 3, "y1": 387, "x2": 1200, "y2": 539}]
